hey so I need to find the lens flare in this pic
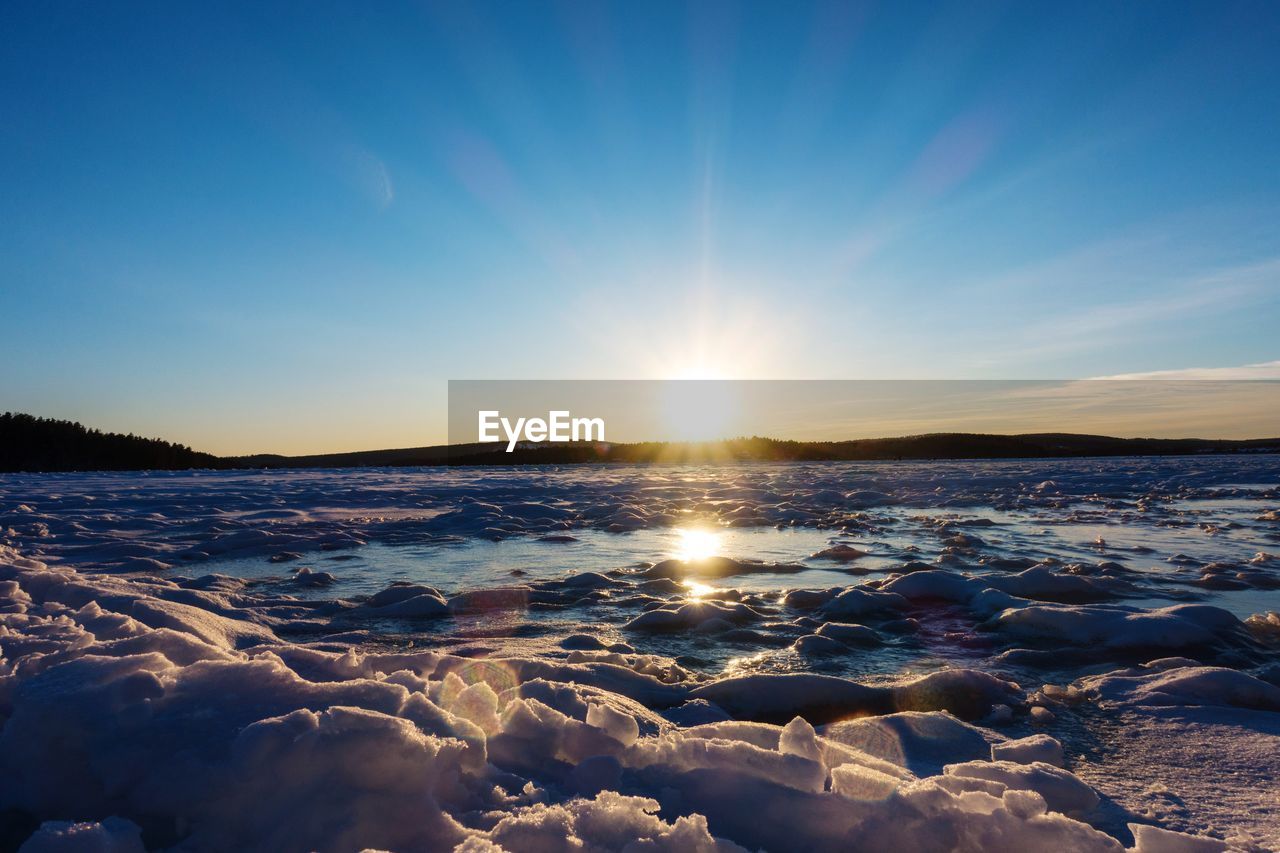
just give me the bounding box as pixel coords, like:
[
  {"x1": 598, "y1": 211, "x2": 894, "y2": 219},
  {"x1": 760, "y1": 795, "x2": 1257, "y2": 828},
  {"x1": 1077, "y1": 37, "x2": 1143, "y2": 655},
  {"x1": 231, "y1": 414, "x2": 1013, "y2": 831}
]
[{"x1": 439, "y1": 658, "x2": 521, "y2": 701}]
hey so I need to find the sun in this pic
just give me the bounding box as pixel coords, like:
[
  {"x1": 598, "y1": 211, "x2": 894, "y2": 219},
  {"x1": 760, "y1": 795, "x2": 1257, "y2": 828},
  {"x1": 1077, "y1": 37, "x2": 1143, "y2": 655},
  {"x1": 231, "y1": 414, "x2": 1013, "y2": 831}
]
[
  {"x1": 666, "y1": 363, "x2": 731, "y2": 381},
  {"x1": 673, "y1": 527, "x2": 721, "y2": 562},
  {"x1": 659, "y1": 380, "x2": 740, "y2": 442}
]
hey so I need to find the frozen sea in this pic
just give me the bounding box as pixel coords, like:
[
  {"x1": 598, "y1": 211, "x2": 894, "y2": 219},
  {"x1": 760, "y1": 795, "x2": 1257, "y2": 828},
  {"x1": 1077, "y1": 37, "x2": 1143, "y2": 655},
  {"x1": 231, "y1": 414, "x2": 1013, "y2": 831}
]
[{"x1": 1, "y1": 457, "x2": 1278, "y2": 851}]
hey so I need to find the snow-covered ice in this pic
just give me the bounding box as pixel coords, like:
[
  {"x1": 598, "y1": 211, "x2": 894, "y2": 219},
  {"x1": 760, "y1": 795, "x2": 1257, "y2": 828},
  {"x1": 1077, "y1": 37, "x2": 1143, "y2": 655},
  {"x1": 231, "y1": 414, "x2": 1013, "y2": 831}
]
[{"x1": 1, "y1": 456, "x2": 1278, "y2": 851}]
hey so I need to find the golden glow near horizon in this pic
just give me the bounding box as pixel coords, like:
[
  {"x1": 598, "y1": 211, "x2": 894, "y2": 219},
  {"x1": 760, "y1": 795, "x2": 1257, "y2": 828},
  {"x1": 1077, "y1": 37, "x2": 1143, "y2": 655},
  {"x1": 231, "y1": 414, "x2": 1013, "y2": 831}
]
[
  {"x1": 660, "y1": 380, "x2": 741, "y2": 442},
  {"x1": 672, "y1": 526, "x2": 722, "y2": 562},
  {"x1": 437, "y1": 379, "x2": 1280, "y2": 455}
]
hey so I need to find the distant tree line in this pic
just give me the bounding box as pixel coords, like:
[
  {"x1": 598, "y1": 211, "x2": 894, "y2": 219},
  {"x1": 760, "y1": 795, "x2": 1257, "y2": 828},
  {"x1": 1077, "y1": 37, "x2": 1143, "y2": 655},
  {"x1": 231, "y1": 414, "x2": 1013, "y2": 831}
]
[
  {"x1": 442, "y1": 433, "x2": 1280, "y2": 466},
  {"x1": 0, "y1": 413, "x2": 220, "y2": 472}
]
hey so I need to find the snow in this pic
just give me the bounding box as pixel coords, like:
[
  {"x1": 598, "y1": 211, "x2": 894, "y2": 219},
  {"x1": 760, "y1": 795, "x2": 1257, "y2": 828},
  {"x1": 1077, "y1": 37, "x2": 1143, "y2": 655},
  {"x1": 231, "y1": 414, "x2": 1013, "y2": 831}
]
[
  {"x1": 18, "y1": 818, "x2": 144, "y2": 853},
  {"x1": 0, "y1": 548, "x2": 1230, "y2": 851},
  {"x1": 1, "y1": 456, "x2": 1277, "y2": 850},
  {"x1": 1129, "y1": 823, "x2": 1230, "y2": 852},
  {"x1": 943, "y1": 760, "x2": 1100, "y2": 816},
  {"x1": 822, "y1": 711, "x2": 994, "y2": 775},
  {"x1": 814, "y1": 621, "x2": 882, "y2": 645},
  {"x1": 985, "y1": 603, "x2": 1246, "y2": 651},
  {"x1": 1077, "y1": 663, "x2": 1280, "y2": 711},
  {"x1": 819, "y1": 587, "x2": 908, "y2": 618},
  {"x1": 992, "y1": 733, "x2": 1066, "y2": 767}
]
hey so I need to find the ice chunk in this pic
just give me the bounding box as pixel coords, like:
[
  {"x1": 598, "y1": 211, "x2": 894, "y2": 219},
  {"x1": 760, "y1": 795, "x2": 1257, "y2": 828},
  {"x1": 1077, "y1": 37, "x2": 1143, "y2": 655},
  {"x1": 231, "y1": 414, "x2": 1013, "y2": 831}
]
[
  {"x1": 586, "y1": 702, "x2": 640, "y2": 747},
  {"x1": 690, "y1": 673, "x2": 889, "y2": 723},
  {"x1": 561, "y1": 633, "x2": 609, "y2": 650},
  {"x1": 17, "y1": 818, "x2": 144, "y2": 853},
  {"x1": 689, "y1": 669, "x2": 1019, "y2": 725},
  {"x1": 830, "y1": 761, "x2": 904, "y2": 800},
  {"x1": 365, "y1": 592, "x2": 449, "y2": 618},
  {"x1": 892, "y1": 669, "x2": 1024, "y2": 721},
  {"x1": 290, "y1": 566, "x2": 336, "y2": 587},
  {"x1": 1030, "y1": 705, "x2": 1056, "y2": 724},
  {"x1": 985, "y1": 565, "x2": 1117, "y2": 603},
  {"x1": 821, "y1": 587, "x2": 907, "y2": 618},
  {"x1": 944, "y1": 760, "x2": 1099, "y2": 816},
  {"x1": 662, "y1": 700, "x2": 733, "y2": 727},
  {"x1": 778, "y1": 716, "x2": 823, "y2": 763},
  {"x1": 448, "y1": 587, "x2": 531, "y2": 614},
  {"x1": 793, "y1": 633, "x2": 852, "y2": 656},
  {"x1": 987, "y1": 603, "x2": 1242, "y2": 651},
  {"x1": 992, "y1": 733, "x2": 1065, "y2": 767},
  {"x1": 1128, "y1": 823, "x2": 1229, "y2": 852},
  {"x1": 1078, "y1": 664, "x2": 1280, "y2": 711},
  {"x1": 880, "y1": 570, "x2": 982, "y2": 603},
  {"x1": 823, "y1": 711, "x2": 993, "y2": 775},
  {"x1": 625, "y1": 600, "x2": 760, "y2": 633},
  {"x1": 365, "y1": 582, "x2": 445, "y2": 608},
  {"x1": 479, "y1": 791, "x2": 745, "y2": 852},
  {"x1": 811, "y1": 544, "x2": 869, "y2": 562},
  {"x1": 815, "y1": 622, "x2": 881, "y2": 645}
]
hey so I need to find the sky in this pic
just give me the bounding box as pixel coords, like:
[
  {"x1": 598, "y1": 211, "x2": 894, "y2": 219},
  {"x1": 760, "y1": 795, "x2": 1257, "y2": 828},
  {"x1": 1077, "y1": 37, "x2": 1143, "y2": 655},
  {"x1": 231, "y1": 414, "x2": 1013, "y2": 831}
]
[{"x1": 2, "y1": 1, "x2": 1279, "y2": 454}]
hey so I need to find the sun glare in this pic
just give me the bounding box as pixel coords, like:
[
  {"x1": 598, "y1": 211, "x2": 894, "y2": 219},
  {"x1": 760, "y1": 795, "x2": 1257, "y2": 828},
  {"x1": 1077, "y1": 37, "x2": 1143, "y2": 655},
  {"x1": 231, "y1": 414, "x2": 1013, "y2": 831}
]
[
  {"x1": 683, "y1": 580, "x2": 717, "y2": 598},
  {"x1": 667, "y1": 363, "x2": 729, "y2": 381},
  {"x1": 673, "y1": 527, "x2": 722, "y2": 562},
  {"x1": 660, "y1": 380, "x2": 740, "y2": 442}
]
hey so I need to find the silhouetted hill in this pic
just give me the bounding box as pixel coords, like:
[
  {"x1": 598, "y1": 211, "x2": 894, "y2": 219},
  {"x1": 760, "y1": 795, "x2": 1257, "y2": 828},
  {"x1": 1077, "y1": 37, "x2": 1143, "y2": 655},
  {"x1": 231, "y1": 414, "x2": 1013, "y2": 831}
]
[
  {"x1": 231, "y1": 433, "x2": 1280, "y2": 468},
  {"x1": 228, "y1": 445, "x2": 454, "y2": 469},
  {"x1": 432, "y1": 433, "x2": 1280, "y2": 466},
  {"x1": 3, "y1": 413, "x2": 1277, "y2": 472},
  {"x1": 0, "y1": 413, "x2": 219, "y2": 472}
]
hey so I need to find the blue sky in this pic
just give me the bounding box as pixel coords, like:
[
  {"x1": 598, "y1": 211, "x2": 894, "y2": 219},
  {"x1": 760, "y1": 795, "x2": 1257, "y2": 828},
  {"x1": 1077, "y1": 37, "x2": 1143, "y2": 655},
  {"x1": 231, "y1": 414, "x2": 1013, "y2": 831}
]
[{"x1": 2, "y1": 1, "x2": 1279, "y2": 453}]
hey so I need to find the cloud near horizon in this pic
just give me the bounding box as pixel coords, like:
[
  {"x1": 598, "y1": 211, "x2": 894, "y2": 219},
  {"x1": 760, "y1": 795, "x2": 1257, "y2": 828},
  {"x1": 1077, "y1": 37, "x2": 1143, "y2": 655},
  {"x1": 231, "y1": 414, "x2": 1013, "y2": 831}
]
[{"x1": 1093, "y1": 360, "x2": 1280, "y2": 380}]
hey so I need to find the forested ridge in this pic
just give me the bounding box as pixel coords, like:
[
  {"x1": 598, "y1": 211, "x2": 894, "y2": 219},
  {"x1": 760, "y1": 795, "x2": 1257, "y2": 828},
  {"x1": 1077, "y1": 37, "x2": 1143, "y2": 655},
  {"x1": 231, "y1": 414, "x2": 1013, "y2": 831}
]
[{"x1": 0, "y1": 413, "x2": 219, "y2": 472}]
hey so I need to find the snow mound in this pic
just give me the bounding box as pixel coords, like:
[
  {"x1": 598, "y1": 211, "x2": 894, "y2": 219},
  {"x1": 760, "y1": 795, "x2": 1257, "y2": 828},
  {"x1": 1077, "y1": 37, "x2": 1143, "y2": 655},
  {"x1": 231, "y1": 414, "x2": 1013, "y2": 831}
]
[
  {"x1": 625, "y1": 600, "x2": 761, "y2": 633},
  {"x1": 820, "y1": 587, "x2": 908, "y2": 619},
  {"x1": 986, "y1": 603, "x2": 1244, "y2": 651},
  {"x1": 822, "y1": 711, "x2": 993, "y2": 775},
  {"x1": 1077, "y1": 664, "x2": 1280, "y2": 711},
  {"x1": 688, "y1": 669, "x2": 1020, "y2": 724},
  {"x1": 811, "y1": 544, "x2": 870, "y2": 562},
  {"x1": 943, "y1": 760, "x2": 1100, "y2": 816},
  {"x1": 992, "y1": 733, "x2": 1065, "y2": 768}
]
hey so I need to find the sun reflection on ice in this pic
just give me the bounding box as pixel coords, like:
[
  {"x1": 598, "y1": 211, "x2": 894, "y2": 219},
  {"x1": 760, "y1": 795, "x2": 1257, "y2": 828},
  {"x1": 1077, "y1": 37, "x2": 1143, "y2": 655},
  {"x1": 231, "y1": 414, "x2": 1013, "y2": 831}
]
[
  {"x1": 672, "y1": 526, "x2": 722, "y2": 562},
  {"x1": 722, "y1": 650, "x2": 770, "y2": 676},
  {"x1": 683, "y1": 580, "x2": 717, "y2": 598}
]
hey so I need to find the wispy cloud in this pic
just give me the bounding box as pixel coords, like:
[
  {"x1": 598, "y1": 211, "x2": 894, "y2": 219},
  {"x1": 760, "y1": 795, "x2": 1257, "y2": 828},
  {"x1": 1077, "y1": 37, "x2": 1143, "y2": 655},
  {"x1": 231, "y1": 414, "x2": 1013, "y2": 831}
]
[
  {"x1": 1094, "y1": 360, "x2": 1280, "y2": 380},
  {"x1": 989, "y1": 257, "x2": 1280, "y2": 363}
]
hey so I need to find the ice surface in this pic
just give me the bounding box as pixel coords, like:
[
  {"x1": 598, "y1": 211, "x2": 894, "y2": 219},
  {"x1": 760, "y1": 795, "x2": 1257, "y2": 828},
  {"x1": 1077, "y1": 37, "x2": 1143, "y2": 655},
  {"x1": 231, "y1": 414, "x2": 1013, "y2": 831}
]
[{"x1": 1, "y1": 457, "x2": 1277, "y2": 850}]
